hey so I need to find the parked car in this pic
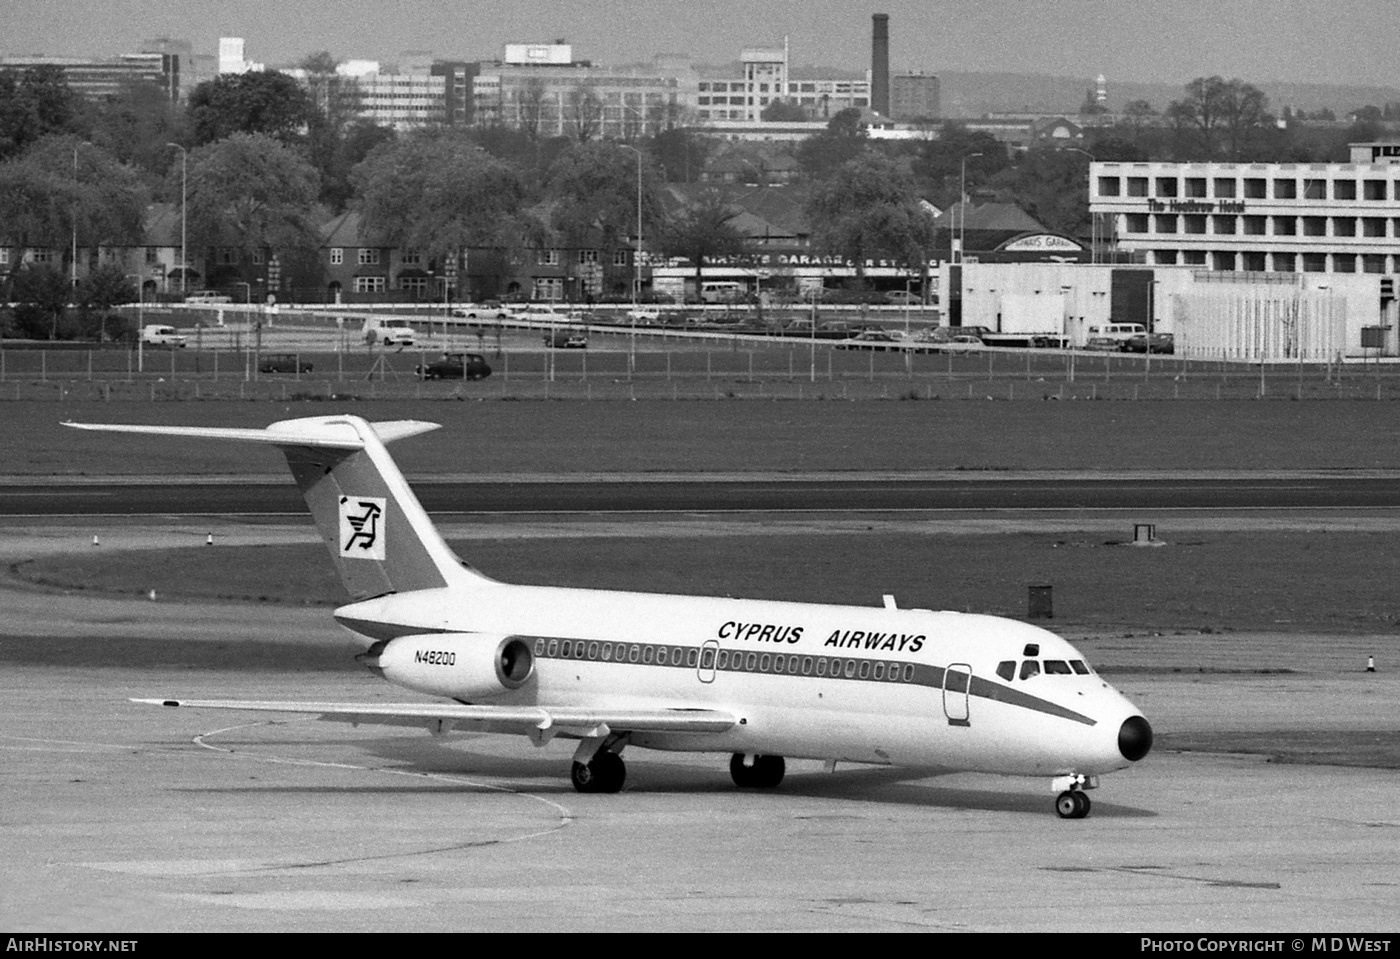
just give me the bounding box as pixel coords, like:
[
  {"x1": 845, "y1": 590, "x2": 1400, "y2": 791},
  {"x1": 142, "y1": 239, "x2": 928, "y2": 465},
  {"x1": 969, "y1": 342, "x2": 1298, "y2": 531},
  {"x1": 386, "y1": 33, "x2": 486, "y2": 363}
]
[
  {"x1": 1084, "y1": 336, "x2": 1124, "y2": 351},
  {"x1": 885, "y1": 291, "x2": 923, "y2": 306},
  {"x1": 1124, "y1": 332, "x2": 1175, "y2": 354},
  {"x1": 838, "y1": 330, "x2": 902, "y2": 351},
  {"x1": 451, "y1": 302, "x2": 514, "y2": 320},
  {"x1": 140, "y1": 324, "x2": 186, "y2": 348},
  {"x1": 258, "y1": 353, "x2": 313, "y2": 374},
  {"x1": 545, "y1": 329, "x2": 589, "y2": 349},
  {"x1": 934, "y1": 335, "x2": 985, "y2": 353},
  {"x1": 416, "y1": 352, "x2": 492, "y2": 380}
]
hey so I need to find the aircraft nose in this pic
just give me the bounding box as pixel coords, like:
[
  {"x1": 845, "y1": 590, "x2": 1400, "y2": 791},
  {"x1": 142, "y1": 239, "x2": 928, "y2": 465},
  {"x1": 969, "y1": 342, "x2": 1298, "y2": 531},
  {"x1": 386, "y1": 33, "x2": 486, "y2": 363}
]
[{"x1": 1118, "y1": 715, "x2": 1153, "y2": 762}]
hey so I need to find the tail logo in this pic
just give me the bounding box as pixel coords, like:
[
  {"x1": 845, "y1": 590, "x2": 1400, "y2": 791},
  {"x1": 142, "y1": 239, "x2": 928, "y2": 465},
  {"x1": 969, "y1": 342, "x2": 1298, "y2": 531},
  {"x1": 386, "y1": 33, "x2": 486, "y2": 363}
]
[{"x1": 339, "y1": 496, "x2": 386, "y2": 560}]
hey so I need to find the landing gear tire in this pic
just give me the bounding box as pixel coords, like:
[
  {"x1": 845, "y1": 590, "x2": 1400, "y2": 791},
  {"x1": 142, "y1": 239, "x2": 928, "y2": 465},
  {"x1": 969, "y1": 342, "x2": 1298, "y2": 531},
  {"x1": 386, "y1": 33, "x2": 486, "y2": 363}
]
[
  {"x1": 730, "y1": 753, "x2": 785, "y2": 788},
  {"x1": 571, "y1": 751, "x2": 626, "y2": 794},
  {"x1": 1055, "y1": 790, "x2": 1091, "y2": 819}
]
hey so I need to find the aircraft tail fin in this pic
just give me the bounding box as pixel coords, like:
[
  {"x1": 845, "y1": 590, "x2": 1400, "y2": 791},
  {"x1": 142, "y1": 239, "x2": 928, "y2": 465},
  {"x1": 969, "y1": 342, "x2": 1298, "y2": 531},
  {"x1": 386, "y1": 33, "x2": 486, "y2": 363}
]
[{"x1": 63, "y1": 416, "x2": 485, "y2": 599}]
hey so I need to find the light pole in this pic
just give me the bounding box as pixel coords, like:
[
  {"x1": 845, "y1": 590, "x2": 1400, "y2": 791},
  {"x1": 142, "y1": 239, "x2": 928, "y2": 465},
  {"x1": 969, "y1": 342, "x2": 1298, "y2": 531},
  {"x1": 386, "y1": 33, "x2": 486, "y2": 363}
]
[
  {"x1": 618, "y1": 143, "x2": 644, "y2": 308},
  {"x1": 1063, "y1": 147, "x2": 1096, "y2": 263},
  {"x1": 957, "y1": 152, "x2": 983, "y2": 265},
  {"x1": 167, "y1": 143, "x2": 187, "y2": 296},
  {"x1": 70, "y1": 141, "x2": 91, "y2": 293},
  {"x1": 125, "y1": 273, "x2": 145, "y2": 373}
]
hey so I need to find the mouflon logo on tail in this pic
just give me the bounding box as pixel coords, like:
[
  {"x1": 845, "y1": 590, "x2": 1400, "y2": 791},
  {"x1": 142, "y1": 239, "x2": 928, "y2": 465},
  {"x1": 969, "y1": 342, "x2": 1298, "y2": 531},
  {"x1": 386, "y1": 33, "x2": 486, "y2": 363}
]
[{"x1": 339, "y1": 496, "x2": 386, "y2": 560}]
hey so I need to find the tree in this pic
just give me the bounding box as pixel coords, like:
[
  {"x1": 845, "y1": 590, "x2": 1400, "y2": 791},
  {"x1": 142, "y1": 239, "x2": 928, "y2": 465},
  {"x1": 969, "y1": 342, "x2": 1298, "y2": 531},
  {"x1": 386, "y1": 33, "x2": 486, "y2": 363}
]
[
  {"x1": 564, "y1": 84, "x2": 604, "y2": 143},
  {"x1": 1166, "y1": 76, "x2": 1271, "y2": 160},
  {"x1": 0, "y1": 135, "x2": 146, "y2": 279},
  {"x1": 805, "y1": 153, "x2": 937, "y2": 283},
  {"x1": 653, "y1": 189, "x2": 749, "y2": 299},
  {"x1": 74, "y1": 264, "x2": 137, "y2": 341},
  {"x1": 181, "y1": 133, "x2": 321, "y2": 287},
  {"x1": 795, "y1": 107, "x2": 868, "y2": 178},
  {"x1": 0, "y1": 66, "x2": 80, "y2": 160},
  {"x1": 647, "y1": 127, "x2": 712, "y2": 183},
  {"x1": 546, "y1": 141, "x2": 664, "y2": 258},
  {"x1": 187, "y1": 71, "x2": 315, "y2": 145},
  {"x1": 297, "y1": 51, "x2": 375, "y2": 209},
  {"x1": 353, "y1": 129, "x2": 538, "y2": 289},
  {"x1": 990, "y1": 149, "x2": 1091, "y2": 236},
  {"x1": 761, "y1": 99, "x2": 809, "y2": 122},
  {"x1": 910, "y1": 124, "x2": 1008, "y2": 207},
  {"x1": 8, "y1": 266, "x2": 71, "y2": 339},
  {"x1": 83, "y1": 78, "x2": 189, "y2": 177}
]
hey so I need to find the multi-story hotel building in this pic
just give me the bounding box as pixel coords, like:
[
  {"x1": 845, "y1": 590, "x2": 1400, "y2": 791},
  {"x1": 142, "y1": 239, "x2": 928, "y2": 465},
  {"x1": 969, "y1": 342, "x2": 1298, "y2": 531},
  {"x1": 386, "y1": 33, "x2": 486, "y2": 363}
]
[{"x1": 1090, "y1": 144, "x2": 1400, "y2": 276}]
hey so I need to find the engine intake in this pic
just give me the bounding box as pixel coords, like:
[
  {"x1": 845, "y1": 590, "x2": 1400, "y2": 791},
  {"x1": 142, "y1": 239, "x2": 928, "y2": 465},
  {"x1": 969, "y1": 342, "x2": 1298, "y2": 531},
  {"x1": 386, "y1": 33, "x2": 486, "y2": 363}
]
[{"x1": 368, "y1": 633, "x2": 535, "y2": 700}]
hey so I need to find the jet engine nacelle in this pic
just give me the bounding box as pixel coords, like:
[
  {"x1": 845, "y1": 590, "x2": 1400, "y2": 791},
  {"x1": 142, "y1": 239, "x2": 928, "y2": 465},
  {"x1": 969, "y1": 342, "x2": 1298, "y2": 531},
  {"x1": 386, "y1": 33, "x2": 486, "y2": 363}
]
[{"x1": 372, "y1": 633, "x2": 535, "y2": 700}]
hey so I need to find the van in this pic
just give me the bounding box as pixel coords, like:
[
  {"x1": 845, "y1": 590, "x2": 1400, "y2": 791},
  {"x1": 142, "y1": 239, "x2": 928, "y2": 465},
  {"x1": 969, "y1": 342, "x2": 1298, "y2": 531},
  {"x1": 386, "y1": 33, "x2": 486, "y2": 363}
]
[
  {"x1": 700, "y1": 281, "x2": 747, "y2": 304},
  {"x1": 141, "y1": 325, "x2": 187, "y2": 348},
  {"x1": 361, "y1": 317, "x2": 416, "y2": 347},
  {"x1": 1085, "y1": 322, "x2": 1146, "y2": 348}
]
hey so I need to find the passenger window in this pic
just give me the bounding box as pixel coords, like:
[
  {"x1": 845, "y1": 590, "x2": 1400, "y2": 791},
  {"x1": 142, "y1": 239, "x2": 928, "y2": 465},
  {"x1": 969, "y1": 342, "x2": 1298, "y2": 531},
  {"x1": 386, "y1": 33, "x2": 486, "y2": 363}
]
[
  {"x1": 996, "y1": 660, "x2": 1015, "y2": 681},
  {"x1": 1044, "y1": 660, "x2": 1071, "y2": 675},
  {"x1": 1020, "y1": 660, "x2": 1040, "y2": 680},
  {"x1": 1070, "y1": 660, "x2": 1090, "y2": 675}
]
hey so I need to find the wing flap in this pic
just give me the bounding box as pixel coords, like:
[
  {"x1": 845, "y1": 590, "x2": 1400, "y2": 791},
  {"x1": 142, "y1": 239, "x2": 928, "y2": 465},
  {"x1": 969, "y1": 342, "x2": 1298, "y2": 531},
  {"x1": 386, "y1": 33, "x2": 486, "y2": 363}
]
[{"x1": 132, "y1": 698, "x2": 737, "y2": 736}]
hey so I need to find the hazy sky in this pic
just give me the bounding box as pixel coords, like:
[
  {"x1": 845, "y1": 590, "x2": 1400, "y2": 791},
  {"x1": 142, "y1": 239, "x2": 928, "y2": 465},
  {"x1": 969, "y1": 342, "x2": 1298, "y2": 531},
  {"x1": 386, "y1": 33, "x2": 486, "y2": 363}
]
[{"x1": 4, "y1": 0, "x2": 1399, "y2": 88}]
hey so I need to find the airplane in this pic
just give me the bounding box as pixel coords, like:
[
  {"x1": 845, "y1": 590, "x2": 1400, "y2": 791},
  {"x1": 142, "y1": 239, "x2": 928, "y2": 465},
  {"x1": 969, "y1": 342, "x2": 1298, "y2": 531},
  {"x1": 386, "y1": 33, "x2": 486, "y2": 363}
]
[{"x1": 64, "y1": 415, "x2": 1152, "y2": 818}]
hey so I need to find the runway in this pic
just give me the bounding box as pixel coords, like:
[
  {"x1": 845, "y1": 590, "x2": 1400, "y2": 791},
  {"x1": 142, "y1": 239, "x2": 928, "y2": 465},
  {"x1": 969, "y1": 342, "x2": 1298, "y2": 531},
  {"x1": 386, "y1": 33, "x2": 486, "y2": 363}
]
[{"x1": 6, "y1": 472, "x2": 1400, "y2": 515}]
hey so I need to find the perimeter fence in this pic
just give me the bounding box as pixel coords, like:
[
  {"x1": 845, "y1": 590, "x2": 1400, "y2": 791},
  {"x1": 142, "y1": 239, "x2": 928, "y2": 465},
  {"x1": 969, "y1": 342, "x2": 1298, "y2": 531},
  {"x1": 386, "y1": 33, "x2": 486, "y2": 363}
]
[{"x1": 2, "y1": 341, "x2": 1399, "y2": 402}]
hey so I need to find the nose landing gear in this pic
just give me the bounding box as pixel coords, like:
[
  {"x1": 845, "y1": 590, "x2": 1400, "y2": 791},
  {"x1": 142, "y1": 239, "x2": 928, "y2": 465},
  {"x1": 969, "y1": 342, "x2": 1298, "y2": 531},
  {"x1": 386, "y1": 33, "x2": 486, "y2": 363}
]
[{"x1": 1052, "y1": 773, "x2": 1097, "y2": 819}]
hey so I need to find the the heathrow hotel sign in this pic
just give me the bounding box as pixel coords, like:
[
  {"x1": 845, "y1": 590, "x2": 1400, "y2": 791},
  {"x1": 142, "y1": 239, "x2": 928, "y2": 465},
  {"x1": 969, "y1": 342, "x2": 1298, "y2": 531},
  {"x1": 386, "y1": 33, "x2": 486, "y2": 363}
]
[{"x1": 1144, "y1": 199, "x2": 1247, "y2": 213}]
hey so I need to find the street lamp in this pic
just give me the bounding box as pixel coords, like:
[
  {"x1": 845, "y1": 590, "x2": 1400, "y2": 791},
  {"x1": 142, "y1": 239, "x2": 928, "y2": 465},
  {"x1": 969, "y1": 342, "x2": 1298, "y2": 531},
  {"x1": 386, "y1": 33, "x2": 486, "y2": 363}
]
[
  {"x1": 167, "y1": 143, "x2": 187, "y2": 296},
  {"x1": 1063, "y1": 147, "x2": 1097, "y2": 263},
  {"x1": 957, "y1": 152, "x2": 983, "y2": 265},
  {"x1": 618, "y1": 143, "x2": 644, "y2": 308},
  {"x1": 70, "y1": 141, "x2": 91, "y2": 292},
  {"x1": 125, "y1": 273, "x2": 145, "y2": 373}
]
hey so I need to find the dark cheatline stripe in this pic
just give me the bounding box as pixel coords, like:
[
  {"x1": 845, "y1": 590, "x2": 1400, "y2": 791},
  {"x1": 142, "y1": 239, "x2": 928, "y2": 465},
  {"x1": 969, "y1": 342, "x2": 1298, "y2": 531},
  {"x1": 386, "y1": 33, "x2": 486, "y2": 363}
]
[{"x1": 528, "y1": 637, "x2": 1096, "y2": 726}]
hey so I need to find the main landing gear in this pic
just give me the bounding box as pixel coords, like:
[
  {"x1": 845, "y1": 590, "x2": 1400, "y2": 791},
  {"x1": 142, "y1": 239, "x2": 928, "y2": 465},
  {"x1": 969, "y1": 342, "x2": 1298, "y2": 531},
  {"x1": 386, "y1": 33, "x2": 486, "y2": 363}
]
[
  {"x1": 730, "y1": 753, "x2": 785, "y2": 788},
  {"x1": 571, "y1": 735, "x2": 628, "y2": 794},
  {"x1": 1052, "y1": 774, "x2": 1097, "y2": 819}
]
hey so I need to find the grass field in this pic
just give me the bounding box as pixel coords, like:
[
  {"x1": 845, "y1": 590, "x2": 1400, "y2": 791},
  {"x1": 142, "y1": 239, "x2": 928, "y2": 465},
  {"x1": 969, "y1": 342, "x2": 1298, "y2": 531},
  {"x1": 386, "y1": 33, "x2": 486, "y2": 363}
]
[{"x1": 12, "y1": 397, "x2": 1400, "y2": 475}]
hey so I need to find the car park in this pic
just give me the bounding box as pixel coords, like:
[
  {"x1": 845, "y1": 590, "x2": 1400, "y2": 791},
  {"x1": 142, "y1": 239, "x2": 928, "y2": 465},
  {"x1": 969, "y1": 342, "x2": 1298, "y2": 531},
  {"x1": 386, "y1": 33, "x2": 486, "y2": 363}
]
[
  {"x1": 416, "y1": 352, "x2": 492, "y2": 380},
  {"x1": 258, "y1": 353, "x2": 313, "y2": 374}
]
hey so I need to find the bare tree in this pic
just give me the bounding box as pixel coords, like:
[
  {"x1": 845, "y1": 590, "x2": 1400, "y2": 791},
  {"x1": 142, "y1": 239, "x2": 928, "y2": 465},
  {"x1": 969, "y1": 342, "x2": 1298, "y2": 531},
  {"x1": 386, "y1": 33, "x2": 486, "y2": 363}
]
[{"x1": 564, "y1": 84, "x2": 604, "y2": 143}]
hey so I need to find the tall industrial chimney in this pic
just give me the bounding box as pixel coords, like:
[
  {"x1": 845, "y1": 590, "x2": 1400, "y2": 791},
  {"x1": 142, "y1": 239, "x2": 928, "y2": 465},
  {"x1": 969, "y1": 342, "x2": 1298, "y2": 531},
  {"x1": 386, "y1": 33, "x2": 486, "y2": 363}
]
[{"x1": 871, "y1": 13, "x2": 890, "y2": 117}]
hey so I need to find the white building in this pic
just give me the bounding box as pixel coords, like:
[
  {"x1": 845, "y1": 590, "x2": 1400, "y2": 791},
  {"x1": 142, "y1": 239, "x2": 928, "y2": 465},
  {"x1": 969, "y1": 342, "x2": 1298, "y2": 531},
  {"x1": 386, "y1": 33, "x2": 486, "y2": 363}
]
[{"x1": 1090, "y1": 153, "x2": 1400, "y2": 275}]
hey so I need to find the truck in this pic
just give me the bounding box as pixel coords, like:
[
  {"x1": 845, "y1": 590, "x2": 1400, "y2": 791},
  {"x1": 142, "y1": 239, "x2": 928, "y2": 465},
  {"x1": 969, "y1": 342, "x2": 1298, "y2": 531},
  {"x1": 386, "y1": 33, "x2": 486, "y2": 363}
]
[
  {"x1": 979, "y1": 294, "x2": 1068, "y2": 348},
  {"x1": 361, "y1": 316, "x2": 416, "y2": 347},
  {"x1": 140, "y1": 324, "x2": 187, "y2": 348}
]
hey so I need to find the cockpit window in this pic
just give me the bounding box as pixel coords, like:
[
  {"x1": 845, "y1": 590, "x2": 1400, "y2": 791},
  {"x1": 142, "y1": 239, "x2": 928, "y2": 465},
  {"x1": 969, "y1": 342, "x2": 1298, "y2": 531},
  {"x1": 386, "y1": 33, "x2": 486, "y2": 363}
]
[
  {"x1": 1070, "y1": 660, "x2": 1090, "y2": 675},
  {"x1": 1019, "y1": 660, "x2": 1040, "y2": 680},
  {"x1": 1043, "y1": 660, "x2": 1072, "y2": 675},
  {"x1": 996, "y1": 660, "x2": 1015, "y2": 681}
]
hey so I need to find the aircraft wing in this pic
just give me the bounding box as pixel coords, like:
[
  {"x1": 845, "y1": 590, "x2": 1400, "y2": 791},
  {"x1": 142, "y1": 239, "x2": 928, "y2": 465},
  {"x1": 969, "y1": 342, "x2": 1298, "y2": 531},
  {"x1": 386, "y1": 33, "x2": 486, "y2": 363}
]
[{"x1": 133, "y1": 698, "x2": 736, "y2": 741}]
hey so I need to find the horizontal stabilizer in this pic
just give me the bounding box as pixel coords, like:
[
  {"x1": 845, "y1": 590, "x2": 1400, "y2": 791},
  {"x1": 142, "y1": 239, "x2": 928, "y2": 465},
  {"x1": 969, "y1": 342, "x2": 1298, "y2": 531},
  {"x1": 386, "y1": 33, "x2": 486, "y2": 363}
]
[
  {"x1": 133, "y1": 698, "x2": 736, "y2": 736},
  {"x1": 63, "y1": 418, "x2": 440, "y2": 450}
]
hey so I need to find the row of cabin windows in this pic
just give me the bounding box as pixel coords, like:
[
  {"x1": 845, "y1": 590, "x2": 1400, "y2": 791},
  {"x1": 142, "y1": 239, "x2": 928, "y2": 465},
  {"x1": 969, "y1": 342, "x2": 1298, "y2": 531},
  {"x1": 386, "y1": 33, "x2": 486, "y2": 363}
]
[
  {"x1": 1099, "y1": 176, "x2": 1395, "y2": 201},
  {"x1": 996, "y1": 659, "x2": 1091, "y2": 681},
  {"x1": 1122, "y1": 214, "x2": 1400, "y2": 237},
  {"x1": 533, "y1": 637, "x2": 919, "y2": 683}
]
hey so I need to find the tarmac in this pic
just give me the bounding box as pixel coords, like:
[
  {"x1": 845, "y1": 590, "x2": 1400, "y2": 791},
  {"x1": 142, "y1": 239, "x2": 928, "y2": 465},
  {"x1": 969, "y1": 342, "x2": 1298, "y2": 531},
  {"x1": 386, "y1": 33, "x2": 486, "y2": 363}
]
[{"x1": 2, "y1": 522, "x2": 1399, "y2": 932}]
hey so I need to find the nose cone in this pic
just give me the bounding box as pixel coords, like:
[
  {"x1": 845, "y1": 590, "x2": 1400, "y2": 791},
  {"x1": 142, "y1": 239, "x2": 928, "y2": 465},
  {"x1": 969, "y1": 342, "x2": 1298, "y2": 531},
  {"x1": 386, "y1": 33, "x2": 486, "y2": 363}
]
[{"x1": 1118, "y1": 715, "x2": 1153, "y2": 762}]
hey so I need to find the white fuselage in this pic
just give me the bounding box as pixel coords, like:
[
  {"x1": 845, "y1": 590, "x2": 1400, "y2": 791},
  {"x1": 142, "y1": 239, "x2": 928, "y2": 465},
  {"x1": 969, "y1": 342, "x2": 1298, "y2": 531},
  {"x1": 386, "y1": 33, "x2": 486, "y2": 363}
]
[{"x1": 334, "y1": 578, "x2": 1145, "y2": 779}]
